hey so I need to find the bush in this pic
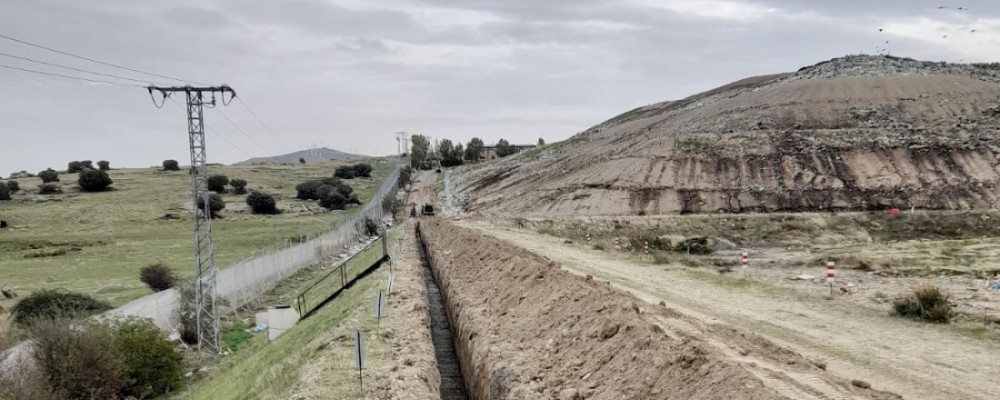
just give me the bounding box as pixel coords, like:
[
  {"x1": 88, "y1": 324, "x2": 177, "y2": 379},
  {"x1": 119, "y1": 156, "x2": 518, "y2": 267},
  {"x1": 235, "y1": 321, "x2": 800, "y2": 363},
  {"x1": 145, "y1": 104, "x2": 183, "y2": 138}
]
[
  {"x1": 399, "y1": 166, "x2": 412, "y2": 188},
  {"x1": 0, "y1": 183, "x2": 9, "y2": 201},
  {"x1": 29, "y1": 318, "x2": 184, "y2": 400},
  {"x1": 162, "y1": 160, "x2": 180, "y2": 171},
  {"x1": 38, "y1": 183, "x2": 62, "y2": 195},
  {"x1": 97, "y1": 160, "x2": 110, "y2": 171},
  {"x1": 295, "y1": 180, "x2": 324, "y2": 200},
  {"x1": 246, "y1": 191, "x2": 280, "y2": 214},
  {"x1": 9, "y1": 290, "x2": 113, "y2": 328},
  {"x1": 382, "y1": 195, "x2": 401, "y2": 216},
  {"x1": 334, "y1": 165, "x2": 355, "y2": 179},
  {"x1": 78, "y1": 169, "x2": 114, "y2": 192},
  {"x1": 67, "y1": 161, "x2": 83, "y2": 173},
  {"x1": 139, "y1": 263, "x2": 177, "y2": 292},
  {"x1": 352, "y1": 163, "x2": 373, "y2": 178},
  {"x1": 30, "y1": 319, "x2": 124, "y2": 399},
  {"x1": 7, "y1": 180, "x2": 20, "y2": 192},
  {"x1": 893, "y1": 286, "x2": 953, "y2": 323},
  {"x1": 230, "y1": 178, "x2": 248, "y2": 195},
  {"x1": 176, "y1": 283, "x2": 199, "y2": 345},
  {"x1": 38, "y1": 169, "x2": 59, "y2": 183},
  {"x1": 299, "y1": 157, "x2": 306, "y2": 164},
  {"x1": 199, "y1": 193, "x2": 225, "y2": 218},
  {"x1": 336, "y1": 183, "x2": 353, "y2": 197},
  {"x1": 109, "y1": 318, "x2": 184, "y2": 398},
  {"x1": 80, "y1": 160, "x2": 93, "y2": 170},
  {"x1": 207, "y1": 175, "x2": 229, "y2": 193},
  {"x1": 673, "y1": 237, "x2": 714, "y2": 255},
  {"x1": 319, "y1": 191, "x2": 347, "y2": 210},
  {"x1": 364, "y1": 217, "x2": 380, "y2": 236}
]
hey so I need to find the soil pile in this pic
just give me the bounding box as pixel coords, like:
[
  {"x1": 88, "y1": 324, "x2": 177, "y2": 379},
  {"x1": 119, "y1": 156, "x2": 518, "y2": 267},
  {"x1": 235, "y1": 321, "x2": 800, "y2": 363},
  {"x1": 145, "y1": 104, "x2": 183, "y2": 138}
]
[
  {"x1": 453, "y1": 55, "x2": 1000, "y2": 217},
  {"x1": 417, "y1": 219, "x2": 900, "y2": 399}
]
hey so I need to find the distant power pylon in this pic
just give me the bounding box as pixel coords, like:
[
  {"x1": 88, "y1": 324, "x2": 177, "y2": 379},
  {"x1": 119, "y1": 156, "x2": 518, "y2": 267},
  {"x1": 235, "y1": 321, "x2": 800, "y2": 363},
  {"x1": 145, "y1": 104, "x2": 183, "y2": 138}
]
[
  {"x1": 395, "y1": 131, "x2": 409, "y2": 157},
  {"x1": 148, "y1": 85, "x2": 236, "y2": 355}
]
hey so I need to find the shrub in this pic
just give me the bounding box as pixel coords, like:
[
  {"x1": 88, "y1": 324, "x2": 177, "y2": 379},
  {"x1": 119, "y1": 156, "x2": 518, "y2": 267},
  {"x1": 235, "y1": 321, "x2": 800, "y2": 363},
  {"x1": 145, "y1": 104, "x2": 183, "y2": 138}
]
[
  {"x1": 176, "y1": 283, "x2": 199, "y2": 345},
  {"x1": 38, "y1": 183, "x2": 62, "y2": 194},
  {"x1": 319, "y1": 191, "x2": 347, "y2": 210},
  {"x1": 38, "y1": 169, "x2": 59, "y2": 183},
  {"x1": 7, "y1": 180, "x2": 20, "y2": 192},
  {"x1": 892, "y1": 286, "x2": 953, "y2": 323},
  {"x1": 198, "y1": 193, "x2": 225, "y2": 218},
  {"x1": 382, "y1": 195, "x2": 401, "y2": 216},
  {"x1": 97, "y1": 160, "x2": 110, "y2": 171},
  {"x1": 230, "y1": 178, "x2": 248, "y2": 195},
  {"x1": 299, "y1": 157, "x2": 306, "y2": 164},
  {"x1": 29, "y1": 318, "x2": 184, "y2": 400},
  {"x1": 78, "y1": 169, "x2": 114, "y2": 192},
  {"x1": 30, "y1": 319, "x2": 124, "y2": 399},
  {"x1": 673, "y1": 237, "x2": 714, "y2": 255},
  {"x1": 246, "y1": 191, "x2": 280, "y2": 214},
  {"x1": 139, "y1": 263, "x2": 177, "y2": 291},
  {"x1": 0, "y1": 183, "x2": 9, "y2": 201},
  {"x1": 162, "y1": 160, "x2": 180, "y2": 171},
  {"x1": 334, "y1": 165, "x2": 355, "y2": 179},
  {"x1": 399, "y1": 166, "x2": 412, "y2": 188},
  {"x1": 67, "y1": 161, "x2": 83, "y2": 173},
  {"x1": 109, "y1": 318, "x2": 184, "y2": 398},
  {"x1": 295, "y1": 180, "x2": 324, "y2": 200},
  {"x1": 364, "y1": 217, "x2": 380, "y2": 236},
  {"x1": 207, "y1": 175, "x2": 229, "y2": 193},
  {"x1": 352, "y1": 163, "x2": 373, "y2": 178},
  {"x1": 337, "y1": 183, "x2": 353, "y2": 197},
  {"x1": 80, "y1": 160, "x2": 93, "y2": 170},
  {"x1": 9, "y1": 290, "x2": 112, "y2": 328},
  {"x1": 348, "y1": 194, "x2": 361, "y2": 205}
]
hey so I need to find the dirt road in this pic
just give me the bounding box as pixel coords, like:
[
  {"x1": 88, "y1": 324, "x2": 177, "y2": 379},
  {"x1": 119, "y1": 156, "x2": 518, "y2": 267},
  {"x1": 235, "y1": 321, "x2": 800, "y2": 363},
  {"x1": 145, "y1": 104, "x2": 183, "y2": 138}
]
[{"x1": 459, "y1": 221, "x2": 1000, "y2": 400}]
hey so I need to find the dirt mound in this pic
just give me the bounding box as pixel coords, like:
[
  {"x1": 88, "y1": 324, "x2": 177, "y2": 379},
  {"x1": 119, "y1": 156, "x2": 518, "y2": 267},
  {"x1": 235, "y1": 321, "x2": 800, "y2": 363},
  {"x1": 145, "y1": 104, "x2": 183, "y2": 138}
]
[
  {"x1": 417, "y1": 219, "x2": 900, "y2": 399},
  {"x1": 453, "y1": 55, "x2": 1000, "y2": 217}
]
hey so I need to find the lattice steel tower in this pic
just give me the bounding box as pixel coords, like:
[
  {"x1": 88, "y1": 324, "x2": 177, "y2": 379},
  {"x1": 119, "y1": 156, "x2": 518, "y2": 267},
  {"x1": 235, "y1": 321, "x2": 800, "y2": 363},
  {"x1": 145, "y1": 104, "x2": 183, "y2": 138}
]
[{"x1": 148, "y1": 85, "x2": 236, "y2": 354}]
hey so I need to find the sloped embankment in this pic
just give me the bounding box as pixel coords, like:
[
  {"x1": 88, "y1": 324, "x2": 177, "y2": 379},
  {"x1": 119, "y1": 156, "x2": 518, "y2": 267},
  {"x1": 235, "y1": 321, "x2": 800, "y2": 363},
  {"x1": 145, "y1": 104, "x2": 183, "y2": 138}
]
[
  {"x1": 417, "y1": 219, "x2": 901, "y2": 399},
  {"x1": 453, "y1": 55, "x2": 1000, "y2": 217}
]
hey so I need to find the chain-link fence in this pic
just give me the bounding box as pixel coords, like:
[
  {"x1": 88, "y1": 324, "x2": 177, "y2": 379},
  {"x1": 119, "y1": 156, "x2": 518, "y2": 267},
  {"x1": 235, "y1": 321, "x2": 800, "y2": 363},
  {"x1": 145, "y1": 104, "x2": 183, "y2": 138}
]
[{"x1": 113, "y1": 163, "x2": 402, "y2": 331}]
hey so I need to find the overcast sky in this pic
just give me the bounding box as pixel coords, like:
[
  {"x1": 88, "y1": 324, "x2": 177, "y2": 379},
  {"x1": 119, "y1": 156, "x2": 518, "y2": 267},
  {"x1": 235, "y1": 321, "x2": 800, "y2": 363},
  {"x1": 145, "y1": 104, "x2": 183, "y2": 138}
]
[{"x1": 1, "y1": 0, "x2": 998, "y2": 174}]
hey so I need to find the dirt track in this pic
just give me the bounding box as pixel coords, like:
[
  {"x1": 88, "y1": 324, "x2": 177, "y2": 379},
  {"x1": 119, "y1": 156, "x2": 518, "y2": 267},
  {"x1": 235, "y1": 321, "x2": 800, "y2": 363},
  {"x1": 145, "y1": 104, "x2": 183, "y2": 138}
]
[
  {"x1": 459, "y1": 221, "x2": 1000, "y2": 400},
  {"x1": 419, "y1": 219, "x2": 900, "y2": 400}
]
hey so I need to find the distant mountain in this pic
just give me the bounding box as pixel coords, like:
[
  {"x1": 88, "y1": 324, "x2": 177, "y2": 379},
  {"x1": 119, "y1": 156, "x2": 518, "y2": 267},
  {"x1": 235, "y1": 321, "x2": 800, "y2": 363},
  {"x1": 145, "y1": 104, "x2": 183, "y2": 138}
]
[{"x1": 236, "y1": 147, "x2": 366, "y2": 165}]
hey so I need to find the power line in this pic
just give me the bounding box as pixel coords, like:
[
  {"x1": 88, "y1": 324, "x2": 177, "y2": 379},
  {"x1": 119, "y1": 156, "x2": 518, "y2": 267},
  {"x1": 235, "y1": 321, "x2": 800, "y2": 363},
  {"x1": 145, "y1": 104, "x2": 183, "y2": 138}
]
[
  {"x1": 0, "y1": 32, "x2": 206, "y2": 85},
  {"x1": 0, "y1": 62, "x2": 143, "y2": 87},
  {"x1": 167, "y1": 96, "x2": 255, "y2": 158},
  {"x1": 0, "y1": 50, "x2": 160, "y2": 85},
  {"x1": 214, "y1": 107, "x2": 274, "y2": 156},
  {"x1": 236, "y1": 97, "x2": 294, "y2": 152}
]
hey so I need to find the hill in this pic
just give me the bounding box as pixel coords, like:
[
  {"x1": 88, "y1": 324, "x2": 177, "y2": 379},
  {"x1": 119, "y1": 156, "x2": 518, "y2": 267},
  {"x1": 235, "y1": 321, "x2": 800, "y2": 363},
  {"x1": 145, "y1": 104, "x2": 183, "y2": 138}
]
[
  {"x1": 452, "y1": 55, "x2": 1000, "y2": 217},
  {"x1": 236, "y1": 147, "x2": 365, "y2": 165}
]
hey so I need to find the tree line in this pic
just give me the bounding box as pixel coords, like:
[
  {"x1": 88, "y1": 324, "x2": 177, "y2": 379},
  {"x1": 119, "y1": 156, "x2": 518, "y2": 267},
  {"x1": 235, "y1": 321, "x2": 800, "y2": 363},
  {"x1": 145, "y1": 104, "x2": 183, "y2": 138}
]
[{"x1": 408, "y1": 135, "x2": 544, "y2": 169}]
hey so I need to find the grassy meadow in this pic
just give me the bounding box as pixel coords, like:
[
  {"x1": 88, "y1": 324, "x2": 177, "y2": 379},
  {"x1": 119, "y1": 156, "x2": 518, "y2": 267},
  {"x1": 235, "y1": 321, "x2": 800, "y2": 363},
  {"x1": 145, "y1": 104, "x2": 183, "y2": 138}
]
[{"x1": 0, "y1": 160, "x2": 392, "y2": 308}]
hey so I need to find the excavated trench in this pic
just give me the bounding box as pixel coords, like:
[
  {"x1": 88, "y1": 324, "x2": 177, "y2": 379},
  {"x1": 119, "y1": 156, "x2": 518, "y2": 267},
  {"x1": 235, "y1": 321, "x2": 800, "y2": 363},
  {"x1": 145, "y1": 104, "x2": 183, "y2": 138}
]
[{"x1": 416, "y1": 228, "x2": 471, "y2": 400}]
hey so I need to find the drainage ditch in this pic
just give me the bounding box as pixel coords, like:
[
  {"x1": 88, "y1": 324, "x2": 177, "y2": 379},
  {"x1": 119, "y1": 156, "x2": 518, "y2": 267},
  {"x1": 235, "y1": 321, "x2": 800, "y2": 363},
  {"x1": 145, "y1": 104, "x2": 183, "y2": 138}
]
[{"x1": 417, "y1": 229, "x2": 471, "y2": 400}]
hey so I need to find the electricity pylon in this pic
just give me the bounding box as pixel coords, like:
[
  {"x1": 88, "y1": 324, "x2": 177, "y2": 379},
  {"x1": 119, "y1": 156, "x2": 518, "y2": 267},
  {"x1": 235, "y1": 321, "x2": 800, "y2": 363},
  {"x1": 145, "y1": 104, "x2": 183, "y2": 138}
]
[{"x1": 148, "y1": 85, "x2": 235, "y2": 354}]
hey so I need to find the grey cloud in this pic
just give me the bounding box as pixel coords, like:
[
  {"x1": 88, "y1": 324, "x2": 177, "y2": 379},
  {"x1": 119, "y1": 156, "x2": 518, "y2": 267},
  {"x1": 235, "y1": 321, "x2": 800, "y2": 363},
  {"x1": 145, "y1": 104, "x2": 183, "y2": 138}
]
[{"x1": 1, "y1": 0, "x2": 998, "y2": 175}]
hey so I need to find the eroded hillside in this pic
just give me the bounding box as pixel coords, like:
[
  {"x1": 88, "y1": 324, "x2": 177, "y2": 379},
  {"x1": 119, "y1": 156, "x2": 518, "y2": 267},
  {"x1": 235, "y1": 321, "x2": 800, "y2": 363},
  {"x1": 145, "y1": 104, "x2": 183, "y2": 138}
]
[{"x1": 454, "y1": 55, "x2": 1000, "y2": 216}]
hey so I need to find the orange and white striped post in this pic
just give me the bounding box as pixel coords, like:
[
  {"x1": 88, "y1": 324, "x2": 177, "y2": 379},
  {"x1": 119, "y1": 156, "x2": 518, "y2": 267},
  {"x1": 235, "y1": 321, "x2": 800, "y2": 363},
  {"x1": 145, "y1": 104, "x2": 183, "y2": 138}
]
[{"x1": 826, "y1": 261, "x2": 836, "y2": 297}]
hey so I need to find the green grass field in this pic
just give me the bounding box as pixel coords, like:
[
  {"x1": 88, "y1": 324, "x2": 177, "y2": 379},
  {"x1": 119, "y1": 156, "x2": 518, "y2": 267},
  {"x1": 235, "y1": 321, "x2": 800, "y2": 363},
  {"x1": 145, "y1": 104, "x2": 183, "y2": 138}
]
[
  {"x1": 175, "y1": 235, "x2": 398, "y2": 400},
  {"x1": 0, "y1": 161, "x2": 392, "y2": 307}
]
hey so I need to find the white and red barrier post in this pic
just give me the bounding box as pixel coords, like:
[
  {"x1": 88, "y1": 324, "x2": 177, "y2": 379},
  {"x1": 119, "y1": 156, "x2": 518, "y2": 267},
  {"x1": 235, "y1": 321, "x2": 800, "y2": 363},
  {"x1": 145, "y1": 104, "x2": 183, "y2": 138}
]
[
  {"x1": 826, "y1": 261, "x2": 836, "y2": 297},
  {"x1": 740, "y1": 252, "x2": 749, "y2": 278}
]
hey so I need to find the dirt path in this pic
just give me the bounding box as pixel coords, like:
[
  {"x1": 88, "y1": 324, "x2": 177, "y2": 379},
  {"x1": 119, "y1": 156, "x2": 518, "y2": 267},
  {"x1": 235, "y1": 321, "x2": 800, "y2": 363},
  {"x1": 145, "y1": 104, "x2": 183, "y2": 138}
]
[{"x1": 459, "y1": 221, "x2": 1000, "y2": 400}]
